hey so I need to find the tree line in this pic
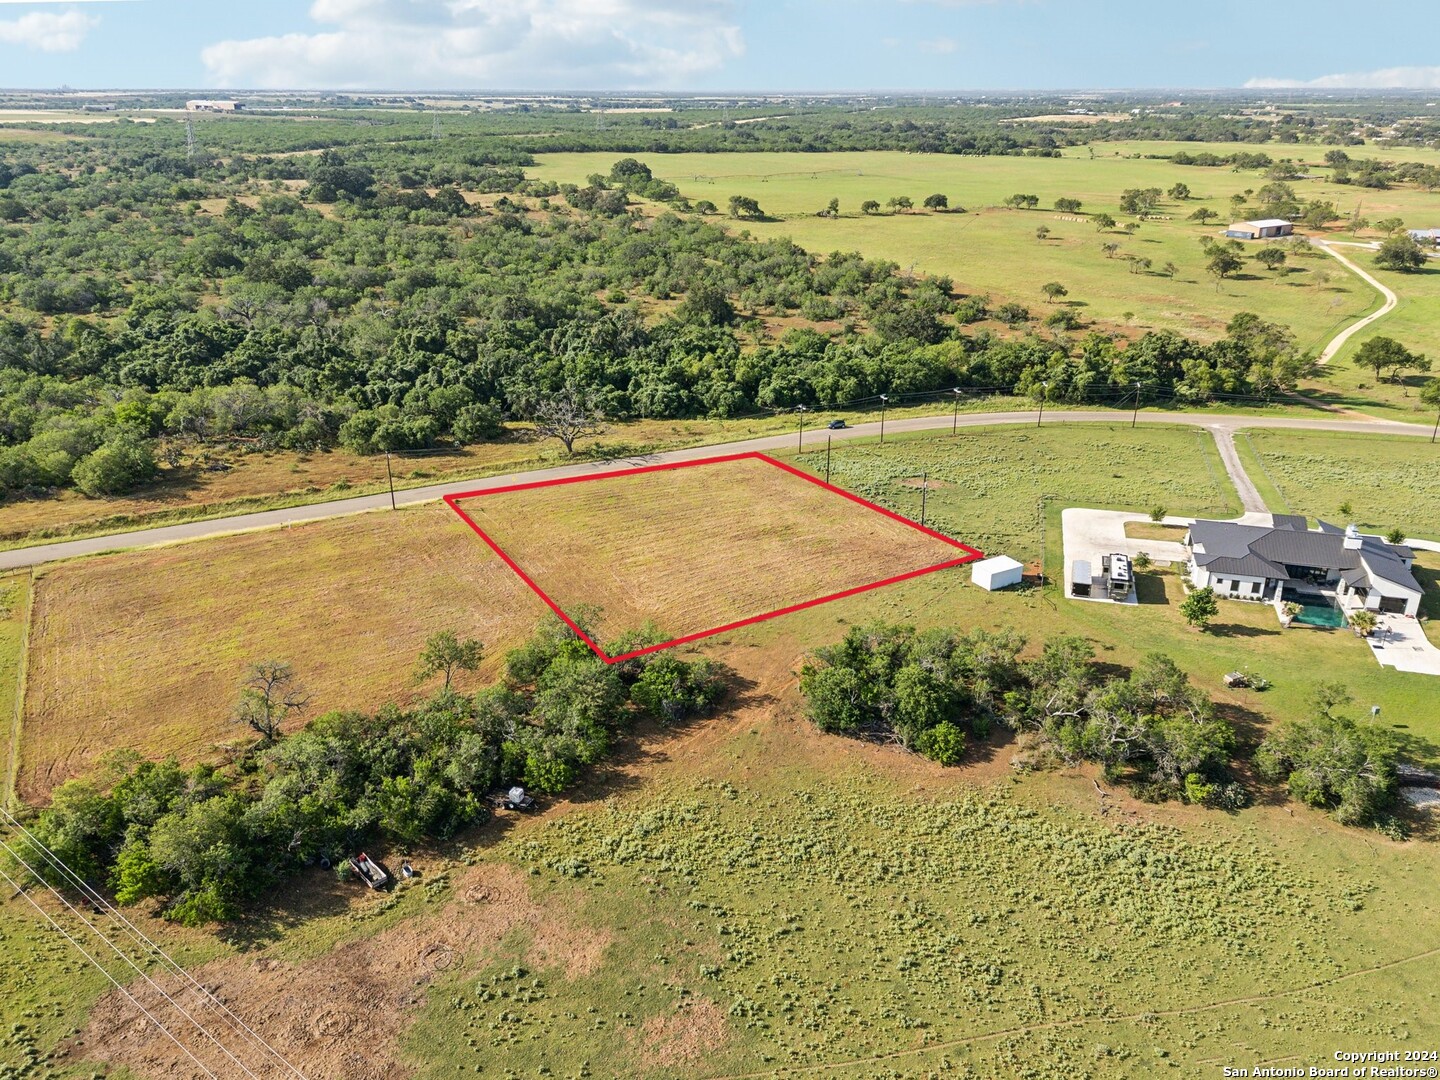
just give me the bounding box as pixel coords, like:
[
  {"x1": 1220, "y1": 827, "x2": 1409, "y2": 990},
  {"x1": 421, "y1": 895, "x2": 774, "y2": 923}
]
[
  {"x1": 801, "y1": 621, "x2": 1406, "y2": 833},
  {"x1": 13, "y1": 615, "x2": 726, "y2": 924},
  {"x1": 0, "y1": 143, "x2": 1317, "y2": 498}
]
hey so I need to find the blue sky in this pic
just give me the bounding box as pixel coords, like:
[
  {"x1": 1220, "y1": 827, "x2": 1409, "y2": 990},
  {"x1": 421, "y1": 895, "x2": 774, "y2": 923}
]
[{"x1": 1, "y1": 0, "x2": 1438, "y2": 92}]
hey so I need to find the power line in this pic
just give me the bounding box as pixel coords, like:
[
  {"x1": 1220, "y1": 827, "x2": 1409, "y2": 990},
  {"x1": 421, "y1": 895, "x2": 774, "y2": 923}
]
[
  {"x1": 0, "y1": 853, "x2": 223, "y2": 1080},
  {"x1": 0, "y1": 833, "x2": 264, "y2": 1078},
  {"x1": 1, "y1": 808, "x2": 309, "y2": 1080}
]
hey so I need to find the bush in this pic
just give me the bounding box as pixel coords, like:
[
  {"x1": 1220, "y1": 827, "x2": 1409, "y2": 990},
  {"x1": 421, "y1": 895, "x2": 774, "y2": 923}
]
[
  {"x1": 70, "y1": 433, "x2": 159, "y2": 496},
  {"x1": 1255, "y1": 711, "x2": 1398, "y2": 827},
  {"x1": 916, "y1": 721, "x2": 966, "y2": 765},
  {"x1": 452, "y1": 403, "x2": 504, "y2": 444}
]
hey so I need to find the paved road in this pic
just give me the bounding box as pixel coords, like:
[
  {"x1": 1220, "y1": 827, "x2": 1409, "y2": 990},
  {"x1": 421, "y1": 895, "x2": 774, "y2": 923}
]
[
  {"x1": 4, "y1": 408, "x2": 1436, "y2": 571},
  {"x1": 1208, "y1": 427, "x2": 1268, "y2": 514},
  {"x1": 1312, "y1": 240, "x2": 1398, "y2": 364}
]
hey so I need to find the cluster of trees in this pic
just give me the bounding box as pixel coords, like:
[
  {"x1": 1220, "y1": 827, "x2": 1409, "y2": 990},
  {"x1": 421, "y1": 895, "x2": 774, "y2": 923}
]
[
  {"x1": 801, "y1": 622, "x2": 1240, "y2": 804},
  {"x1": 799, "y1": 623, "x2": 1025, "y2": 764},
  {"x1": 801, "y1": 622, "x2": 1407, "y2": 829},
  {"x1": 16, "y1": 616, "x2": 727, "y2": 924},
  {"x1": 1255, "y1": 684, "x2": 1400, "y2": 831},
  {"x1": 1324, "y1": 150, "x2": 1440, "y2": 190},
  {"x1": 1, "y1": 140, "x2": 1326, "y2": 498}
]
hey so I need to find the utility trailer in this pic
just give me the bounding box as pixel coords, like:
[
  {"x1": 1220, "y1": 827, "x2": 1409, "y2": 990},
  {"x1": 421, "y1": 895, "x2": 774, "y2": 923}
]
[
  {"x1": 348, "y1": 853, "x2": 389, "y2": 889},
  {"x1": 491, "y1": 786, "x2": 536, "y2": 812}
]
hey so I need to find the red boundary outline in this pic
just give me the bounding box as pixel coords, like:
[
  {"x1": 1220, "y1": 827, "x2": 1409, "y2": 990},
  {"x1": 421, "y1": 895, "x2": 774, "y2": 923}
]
[{"x1": 443, "y1": 451, "x2": 984, "y2": 664}]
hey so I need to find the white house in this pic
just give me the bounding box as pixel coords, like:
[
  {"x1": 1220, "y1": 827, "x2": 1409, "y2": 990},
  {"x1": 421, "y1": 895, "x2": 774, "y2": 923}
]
[
  {"x1": 1185, "y1": 515, "x2": 1421, "y2": 617},
  {"x1": 186, "y1": 100, "x2": 244, "y2": 112},
  {"x1": 971, "y1": 555, "x2": 1024, "y2": 591}
]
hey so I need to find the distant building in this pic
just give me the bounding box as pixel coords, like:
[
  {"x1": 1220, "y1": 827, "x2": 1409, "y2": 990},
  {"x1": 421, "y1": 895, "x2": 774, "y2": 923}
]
[
  {"x1": 1408, "y1": 228, "x2": 1440, "y2": 247},
  {"x1": 1224, "y1": 219, "x2": 1294, "y2": 240},
  {"x1": 186, "y1": 100, "x2": 243, "y2": 112}
]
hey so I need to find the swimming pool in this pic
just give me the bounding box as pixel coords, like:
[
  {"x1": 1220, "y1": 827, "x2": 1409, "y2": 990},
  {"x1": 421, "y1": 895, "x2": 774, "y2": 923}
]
[{"x1": 1281, "y1": 588, "x2": 1346, "y2": 629}]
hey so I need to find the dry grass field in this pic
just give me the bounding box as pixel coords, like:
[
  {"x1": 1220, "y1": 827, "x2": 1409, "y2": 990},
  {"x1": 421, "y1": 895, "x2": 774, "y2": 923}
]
[
  {"x1": 18, "y1": 504, "x2": 549, "y2": 801},
  {"x1": 453, "y1": 454, "x2": 972, "y2": 648},
  {"x1": 0, "y1": 417, "x2": 769, "y2": 549}
]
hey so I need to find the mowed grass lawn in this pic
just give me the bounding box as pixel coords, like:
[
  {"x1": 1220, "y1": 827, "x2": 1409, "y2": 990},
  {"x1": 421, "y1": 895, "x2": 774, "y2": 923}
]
[
  {"x1": 1235, "y1": 427, "x2": 1440, "y2": 542},
  {"x1": 527, "y1": 147, "x2": 1413, "y2": 351}
]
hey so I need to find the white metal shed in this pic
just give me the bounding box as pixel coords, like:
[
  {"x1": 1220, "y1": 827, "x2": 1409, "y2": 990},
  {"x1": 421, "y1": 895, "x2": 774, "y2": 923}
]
[{"x1": 971, "y1": 555, "x2": 1024, "y2": 591}]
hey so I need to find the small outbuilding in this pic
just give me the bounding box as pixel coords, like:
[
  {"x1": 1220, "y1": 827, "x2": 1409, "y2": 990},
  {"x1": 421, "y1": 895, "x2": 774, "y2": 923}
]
[
  {"x1": 971, "y1": 555, "x2": 1024, "y2": 592},
  {"x1": 1225, "y1": 218, "x2": 1293, "y2": 240},
  {"x1": 1408, "y1": 228, "x2": 1440, "y2": 248}
]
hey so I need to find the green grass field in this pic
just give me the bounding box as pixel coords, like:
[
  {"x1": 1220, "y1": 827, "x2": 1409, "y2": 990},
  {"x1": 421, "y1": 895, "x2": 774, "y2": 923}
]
[
  {"x1": 529, "y1": 144, "x2": 1440, "y2": 415},
  {"x1": 528, "y1": 148, "x2": 1392, "y2": 346},
  {"x1": 1235, "y1": 427, "x2": 1440, "y2": 542},
  {"x1": 396, "y1": 765, "x2": 1440, "y2": 1078},
  {"x1": 785, "y1": 422, "x2": 1239, "y2": 556},
  {"x1": 1304, "y1": 250, "x2": 1440, "y2": 420}
]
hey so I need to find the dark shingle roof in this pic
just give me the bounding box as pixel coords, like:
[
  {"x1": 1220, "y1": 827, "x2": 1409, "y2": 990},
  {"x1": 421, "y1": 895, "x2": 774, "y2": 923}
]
[
  {"x1": 1271, "y1": 514, "x2": 1308, "y2": 531},
  {"x1": 1187, "y1": 520, "x2": 1421, "y2": 595}
]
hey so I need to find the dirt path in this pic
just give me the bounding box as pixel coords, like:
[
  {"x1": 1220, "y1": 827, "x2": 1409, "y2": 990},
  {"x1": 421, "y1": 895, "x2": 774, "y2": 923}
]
[{"x1": 1311, "y1": 239, "x2": 1398, "y2": 364}]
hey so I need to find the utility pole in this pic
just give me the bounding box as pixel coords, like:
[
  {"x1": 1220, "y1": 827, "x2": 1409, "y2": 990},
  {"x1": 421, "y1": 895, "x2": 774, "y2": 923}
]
[
  {"x1": 432, "y1": 113, "x2": 442, "y2": 140},
  {"x1": 951, "y1": 387, "x2": 963, "y2": 435},
  {"x1": 879, "y1": 394, "x2": 889, "y2": 444},
  {"x1": 920, "y1": 471, "x2": 929, "y2": 527},
  {"x1": 796, "y1": 404, "x2": 808, "y2": 454},
  {"x1": 825, "y1": 433, "x2": 832, "y2": 484},
  {"x1": 185, "y1": 118, "x2": 197, "y2": 161},
  {"x1": 1432, "y1": 404, "x2": 1439, "y2": 444},
  {"x1": 1036, "y1": 382, "x2": 1048, "y2": 428},
  {"x1": 385, "y1": 451, "x2": 396, "y2": 510},
  {"x1": 1131, "y1": 381, "x2": 1142, "y2": 428}
]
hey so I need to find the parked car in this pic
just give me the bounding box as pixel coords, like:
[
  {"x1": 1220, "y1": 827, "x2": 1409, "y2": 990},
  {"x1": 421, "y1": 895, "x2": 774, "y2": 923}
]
[{"x1": 827, "y1": 419, "x2": 847, "y2": 429}]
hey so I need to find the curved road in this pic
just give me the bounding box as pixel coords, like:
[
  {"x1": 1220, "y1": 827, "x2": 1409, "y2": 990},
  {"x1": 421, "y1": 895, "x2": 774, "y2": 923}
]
[
  {"x1": 4, "y1": 409, "x2": 1435, "y2": 571},
  {"x1": 1312, "y1": 239, "x2": 1398, "y2": 364}
]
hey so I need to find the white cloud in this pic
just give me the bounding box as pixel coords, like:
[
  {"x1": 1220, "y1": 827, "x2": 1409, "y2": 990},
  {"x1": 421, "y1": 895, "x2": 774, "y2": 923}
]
[
  {"x1": 0, "y1": 10, "x2": 98, "y2": 52},
  {"x1": 918, "y1": 37, "x2": 958, "y2": 55},
  {"x1": 201, "y1": 0, "x2": 745, "y2": 89},
  {"x1": 1246, "y1": 65, "x2": 1440, "y2": 90}
]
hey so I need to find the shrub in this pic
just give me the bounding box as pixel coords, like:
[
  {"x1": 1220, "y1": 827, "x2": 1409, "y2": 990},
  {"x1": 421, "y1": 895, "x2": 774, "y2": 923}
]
[
  {"x1": 916, "y1": 721, "x2": 966, "y2": 765},
  {"x1": 1254, "y1": 711, "x2": 1398, "y2": 827}
]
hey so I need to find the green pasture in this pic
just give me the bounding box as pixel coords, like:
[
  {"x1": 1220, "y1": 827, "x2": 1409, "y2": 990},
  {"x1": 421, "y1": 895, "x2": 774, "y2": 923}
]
[
  {"x1": 404, "y1": 766, "x2": 1440, "y2": 1077},
  {"x1": 768, "y1": 425, "x2": 1439, "y2": 757},
  {"x1": 527, "y1": 148, "x2": 1411, "y2": 343},
  {"x1": 1305, "y1": 248, "x2": 1440, "y2": 420},
  {"x1": 1235, "y1": 427, "x2": 1440, "y2": 542}
]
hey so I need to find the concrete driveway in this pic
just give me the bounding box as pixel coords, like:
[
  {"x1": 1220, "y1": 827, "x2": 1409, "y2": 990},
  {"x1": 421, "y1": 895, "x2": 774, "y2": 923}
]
[
  {"x1": 1060, "y1": 509, "x2": 1192, "y2": 603},
  {"x1": 1366, "y1": 616, "x2": 1440, "y2": 676}
]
